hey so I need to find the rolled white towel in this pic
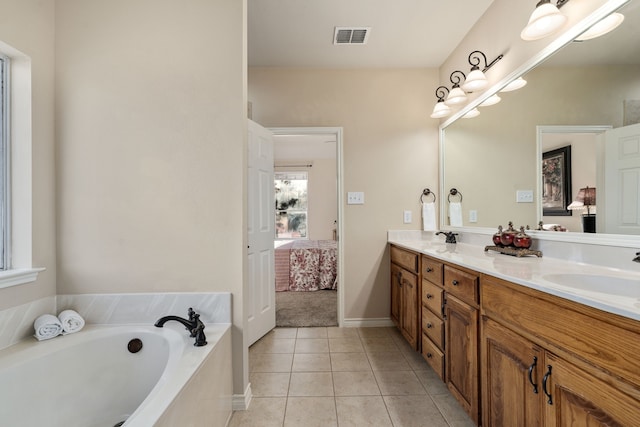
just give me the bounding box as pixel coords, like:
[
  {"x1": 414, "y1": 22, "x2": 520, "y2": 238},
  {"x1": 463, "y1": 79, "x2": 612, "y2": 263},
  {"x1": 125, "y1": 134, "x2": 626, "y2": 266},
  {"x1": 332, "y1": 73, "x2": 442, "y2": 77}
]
[
  {"x1": 58, "y1": 309, "x2": 85, "y2": 334},
  {"x1": 34, "y1": 314, "x2": 63, "y2": 341}
]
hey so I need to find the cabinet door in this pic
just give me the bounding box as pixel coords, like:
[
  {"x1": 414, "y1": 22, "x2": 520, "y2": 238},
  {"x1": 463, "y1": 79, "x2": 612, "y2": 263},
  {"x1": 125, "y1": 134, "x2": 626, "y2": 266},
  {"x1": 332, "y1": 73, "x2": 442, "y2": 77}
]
[
  {"x1": 445, "y1": 293, "x2": 479, "y2": 424},
  {"x1": 400, "y1": 267, "x2": 419, "y2": 349},
  {"x1": 481, "y1": 316, "x2": 543, "y2": 427},
  {"x1": 544, "y1": 353, "x2": 640, "y2": 427},
  {"x1": 390, "y1": 263, "x2": 402, "y2": 327}
]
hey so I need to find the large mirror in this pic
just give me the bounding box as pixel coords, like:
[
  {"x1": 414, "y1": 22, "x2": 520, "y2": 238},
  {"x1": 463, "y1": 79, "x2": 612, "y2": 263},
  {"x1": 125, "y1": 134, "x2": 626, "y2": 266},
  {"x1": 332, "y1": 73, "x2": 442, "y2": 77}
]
[{"x1": 442, "y1": 0, "x2": 640, "y2": 240}]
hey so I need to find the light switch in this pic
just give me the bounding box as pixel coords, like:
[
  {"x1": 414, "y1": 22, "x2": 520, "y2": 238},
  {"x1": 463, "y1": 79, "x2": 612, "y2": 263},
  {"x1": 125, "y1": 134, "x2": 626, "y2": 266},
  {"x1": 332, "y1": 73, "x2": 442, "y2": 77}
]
[
  {"x1": 347, "y1": 191, "x2": 365, "y2": 205},
  {"x1": 516, "y1": 190, "x2": 534, "y2": 203},
  {"x1": 469, "y1": 210, "x2": 478, "y2": 223},
  {"x1": 403, "y1": 210, "x2": 412, "y2": 224}
]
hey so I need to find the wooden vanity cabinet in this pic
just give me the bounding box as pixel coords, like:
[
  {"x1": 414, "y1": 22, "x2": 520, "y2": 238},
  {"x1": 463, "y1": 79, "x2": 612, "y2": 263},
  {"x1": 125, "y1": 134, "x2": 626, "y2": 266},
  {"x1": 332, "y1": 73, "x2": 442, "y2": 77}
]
[
  {"x1": 481, "y1": 274, "x2": 640, "y2": 427},
  {"x1": 481, "y1": 316, "x2": 543, "y2": 427},
  {"x1": 390, "y1": 245, "x2": 420, "y2": 350},
  {"x1": 443, "y1": 265, "x2": 480, "y2": 424},
  {"x1": 420, "y1": 255, "x2": 444, "y2": 379}
]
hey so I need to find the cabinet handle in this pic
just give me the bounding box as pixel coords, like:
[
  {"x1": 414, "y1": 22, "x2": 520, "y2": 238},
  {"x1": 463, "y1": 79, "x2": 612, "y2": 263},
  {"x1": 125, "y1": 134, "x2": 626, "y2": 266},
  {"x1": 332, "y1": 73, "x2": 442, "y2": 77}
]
[
  {"x1": 452, "y1": 279, "x2": 459, "y2": 286},
  {"x1": 426, "y1": 352, "x2": 432, "y2": 358},
  {"x1": 426, "y1": 322, "x2": 433, "y2": 329},
  {"x1": 426, "y1": 293, "x2": 433, "y2": 299},
  {"x1": 542, "y1": 365, "x2": 553, "y2": 405},
  {"x1": 426, "y1": 267, "x2": 433, "y2": 272},
  {"x1": 397, "y1": 271, "x2": 403, "y2": 287},
  {"x1": 528, "y1": 356, "x2": 538, "y2": 394}
]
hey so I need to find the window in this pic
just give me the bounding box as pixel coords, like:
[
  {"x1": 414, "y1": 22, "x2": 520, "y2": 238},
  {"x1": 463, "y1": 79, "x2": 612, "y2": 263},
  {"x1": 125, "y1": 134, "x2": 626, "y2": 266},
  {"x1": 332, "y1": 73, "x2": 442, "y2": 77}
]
[
  {"x1": 0, "y1": 54, "x2": 8, "y2": 270},
  {"x1": 275, "y1": 171, "x2": 308, "y2": 239}
]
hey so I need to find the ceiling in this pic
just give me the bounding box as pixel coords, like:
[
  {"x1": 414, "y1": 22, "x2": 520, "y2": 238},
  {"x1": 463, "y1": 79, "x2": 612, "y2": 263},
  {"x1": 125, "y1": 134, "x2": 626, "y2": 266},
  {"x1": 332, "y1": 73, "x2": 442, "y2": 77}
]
[{"x1": 248, "y1": 0, "x2": 495, "y2": 68}]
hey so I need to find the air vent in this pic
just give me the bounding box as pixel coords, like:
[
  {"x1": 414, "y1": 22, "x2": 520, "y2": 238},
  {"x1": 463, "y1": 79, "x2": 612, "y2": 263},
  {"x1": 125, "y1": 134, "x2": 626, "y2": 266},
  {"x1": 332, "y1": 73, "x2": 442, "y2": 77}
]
[{"x1": 333, "y1": 27, "x2": 371, "y2": 45}]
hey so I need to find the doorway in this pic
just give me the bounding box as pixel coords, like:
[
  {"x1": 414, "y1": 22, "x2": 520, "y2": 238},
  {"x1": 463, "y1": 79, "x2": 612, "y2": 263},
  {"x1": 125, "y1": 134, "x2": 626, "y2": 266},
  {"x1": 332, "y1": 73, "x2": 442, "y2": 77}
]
[{"x1": 270, "y1": 126, "x2": 344, "y2": 327}]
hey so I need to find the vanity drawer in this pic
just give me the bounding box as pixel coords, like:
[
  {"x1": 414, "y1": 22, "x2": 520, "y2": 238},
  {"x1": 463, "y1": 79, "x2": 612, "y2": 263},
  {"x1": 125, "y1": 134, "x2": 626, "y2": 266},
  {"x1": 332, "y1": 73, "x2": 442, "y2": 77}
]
[
  {"x1": 422, "y1": 280, "x2": 444, "y2": 318},
  {"x1": 421, "y1": 255, "x2": 443, "y2": 285},
  {"x1": 422, "y1": 332, "x2": 445, "y2": 381},
  {"x1": 390, "y1": 246, "x2": 418, "y2": 273},
  {"x1": 444, "y1": 265, "x2": 479, "y2": 306},
  {"x1": 422, "y1": 306, "x2": 444, "y2": 350}
]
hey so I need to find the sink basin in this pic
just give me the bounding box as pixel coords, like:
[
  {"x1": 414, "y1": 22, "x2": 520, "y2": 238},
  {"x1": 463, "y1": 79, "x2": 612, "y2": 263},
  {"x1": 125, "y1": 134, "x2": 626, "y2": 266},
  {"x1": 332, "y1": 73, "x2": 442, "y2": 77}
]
[{"x1": 542, "y1": 274, "x2": 640, "y2": 298}]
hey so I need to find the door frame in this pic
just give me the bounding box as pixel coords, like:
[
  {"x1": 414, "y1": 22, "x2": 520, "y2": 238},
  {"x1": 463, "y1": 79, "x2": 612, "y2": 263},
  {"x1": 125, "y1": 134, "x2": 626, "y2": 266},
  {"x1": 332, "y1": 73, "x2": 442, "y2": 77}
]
[{"x1": 269, "y1": 126, "x2": 345, "y2": 326}]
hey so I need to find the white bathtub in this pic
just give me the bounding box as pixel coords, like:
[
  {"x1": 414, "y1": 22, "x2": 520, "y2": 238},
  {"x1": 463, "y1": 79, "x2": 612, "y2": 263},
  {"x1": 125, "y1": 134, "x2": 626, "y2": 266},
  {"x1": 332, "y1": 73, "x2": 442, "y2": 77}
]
[{"x1": 0, "y1": 323, "x2": 232, "y2": 427}]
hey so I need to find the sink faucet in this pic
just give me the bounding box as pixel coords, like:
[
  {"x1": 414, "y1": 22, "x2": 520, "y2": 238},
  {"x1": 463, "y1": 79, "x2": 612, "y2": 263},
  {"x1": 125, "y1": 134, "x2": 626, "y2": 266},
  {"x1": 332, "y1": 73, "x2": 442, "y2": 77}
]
[
  {"x1": 634, "y1": 252, "x2": 640, "y2": 263},
  {"x1": 155, "y1": 307, "x2": 207, "y2": 346},
  {"x1": 436, "y1": 231, "x2": 458, "y2": 244}
]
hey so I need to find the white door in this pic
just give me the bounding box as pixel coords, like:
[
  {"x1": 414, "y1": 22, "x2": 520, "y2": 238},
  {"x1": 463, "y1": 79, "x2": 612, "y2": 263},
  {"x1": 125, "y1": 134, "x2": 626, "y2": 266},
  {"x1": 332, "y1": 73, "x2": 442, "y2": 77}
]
[
  {"x1": 247, "y1": 119, "x2": 276, "y2": 345},
  {"x1": 603, "y1": 123, "x2": 640, "y2": 235}
]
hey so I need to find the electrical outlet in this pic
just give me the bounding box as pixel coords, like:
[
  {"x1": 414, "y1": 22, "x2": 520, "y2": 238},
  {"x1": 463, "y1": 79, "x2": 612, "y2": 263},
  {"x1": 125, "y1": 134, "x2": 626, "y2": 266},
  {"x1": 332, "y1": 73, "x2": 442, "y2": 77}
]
[
  {"x1": 469, "y1": 210, "x2": 478, "y2": 223},
  {"x1": 516, "y1": 190, "x2": 534, "y2": 203},
  {"x1": 347, "y1": 192, "x2": 365, "y2": 205},
  {"x1": 403, "y1": 210, "x2": 412, "y2": 224}
]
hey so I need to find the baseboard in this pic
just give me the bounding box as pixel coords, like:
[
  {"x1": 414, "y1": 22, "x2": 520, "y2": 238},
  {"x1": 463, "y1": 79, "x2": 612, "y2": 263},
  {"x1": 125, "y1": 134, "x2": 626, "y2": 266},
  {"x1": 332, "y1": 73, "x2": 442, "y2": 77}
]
[
  {"x1": 342, "y1": 317, "x2": 394, "y2": 328},
  {"x1": 232, "y1": 383, "x2": 252, "y2": 411}
]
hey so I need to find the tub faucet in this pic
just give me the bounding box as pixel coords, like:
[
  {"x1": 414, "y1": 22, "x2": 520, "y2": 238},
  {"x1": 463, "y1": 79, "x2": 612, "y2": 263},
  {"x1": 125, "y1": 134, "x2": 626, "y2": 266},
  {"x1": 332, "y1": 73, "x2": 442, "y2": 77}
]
[
  {"x1": 155, "y1": 308, "x2": 207, "y2": 346},
  {"x1": 634, "y1": 252, "x2": 640, "y2": 263},
  {"x1": 436, "y1": 231, "x2": 458, "y2": 244}
]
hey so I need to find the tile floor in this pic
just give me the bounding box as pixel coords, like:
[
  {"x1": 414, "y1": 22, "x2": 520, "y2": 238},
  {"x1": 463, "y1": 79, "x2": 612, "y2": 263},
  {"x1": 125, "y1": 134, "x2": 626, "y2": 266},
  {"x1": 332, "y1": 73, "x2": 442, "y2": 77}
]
[{"x1": 229, "y1": 326, "x2": 475, "y2": 427}]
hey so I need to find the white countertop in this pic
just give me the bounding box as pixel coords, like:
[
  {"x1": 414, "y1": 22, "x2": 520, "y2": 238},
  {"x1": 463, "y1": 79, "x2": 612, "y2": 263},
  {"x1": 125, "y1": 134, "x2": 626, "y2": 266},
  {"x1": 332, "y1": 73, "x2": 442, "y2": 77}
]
[{"x1": 388, "y1": 237, "x2": 640, "y2": 321}]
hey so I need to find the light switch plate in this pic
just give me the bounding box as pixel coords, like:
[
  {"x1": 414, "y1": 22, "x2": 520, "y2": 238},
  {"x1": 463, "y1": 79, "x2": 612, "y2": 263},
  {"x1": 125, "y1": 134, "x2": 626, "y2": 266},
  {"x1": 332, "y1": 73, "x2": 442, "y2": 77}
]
[
  {"x1": 469, "y1": 210, "x2": 478, "y2": 223},
  {"x1": 347, "y1": 191, "x2": 365, "y2": 205},
  {"x1": 403, "y1": 210, "x2": 412, "y2": 224},
  {"x1": 516, "y1": 190, "x2": 534, "y2": 203}
]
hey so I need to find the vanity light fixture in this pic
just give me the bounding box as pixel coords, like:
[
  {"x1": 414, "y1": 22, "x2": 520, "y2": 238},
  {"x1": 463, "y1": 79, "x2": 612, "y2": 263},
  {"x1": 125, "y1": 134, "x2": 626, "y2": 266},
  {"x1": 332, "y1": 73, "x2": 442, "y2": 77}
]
[
  {"x1": 461, "y1": 51, "x2": 504, "y2": 92},
  {"x1": 479, "y1": 94, "x2": 501, "y2": 107},
  {"x1": 500, "y1": 77, "x2": 528, "y2": 92},
  {"x1": 575, "y1": 12, "x2": 624, "y2": 41},
  {"x1": 430, "y1": 86, "x2": 452, "y2": 119},
  {"x1": 444, "y1": 71, "x2": 468, "y2": 105},
  {"x1": 521, "y1": 0, "x2": 570, "y2": 41},
  {"x1": 462, "y1": 108, "x2": 480, "y2": 119}
]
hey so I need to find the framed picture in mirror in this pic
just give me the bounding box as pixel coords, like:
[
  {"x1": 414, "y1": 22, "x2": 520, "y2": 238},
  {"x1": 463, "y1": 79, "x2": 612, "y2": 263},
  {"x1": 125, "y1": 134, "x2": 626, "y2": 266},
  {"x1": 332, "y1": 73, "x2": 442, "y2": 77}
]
[{"x1": 542, "y1": 146, "x2": 572, "y2": 216}]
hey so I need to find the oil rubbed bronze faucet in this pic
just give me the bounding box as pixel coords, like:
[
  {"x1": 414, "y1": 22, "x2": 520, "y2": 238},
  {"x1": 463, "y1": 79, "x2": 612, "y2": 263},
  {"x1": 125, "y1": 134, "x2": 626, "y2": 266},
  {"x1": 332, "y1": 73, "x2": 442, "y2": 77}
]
[
  {"x1": 436, "y1": 231, "x2": 458, "y2": 244},
  {"x1": 634, "y1": 252, "x2": 640, "y2": 263},
  {"x1": 155, "y1": 307, "x2": 207, "y2": 346}
]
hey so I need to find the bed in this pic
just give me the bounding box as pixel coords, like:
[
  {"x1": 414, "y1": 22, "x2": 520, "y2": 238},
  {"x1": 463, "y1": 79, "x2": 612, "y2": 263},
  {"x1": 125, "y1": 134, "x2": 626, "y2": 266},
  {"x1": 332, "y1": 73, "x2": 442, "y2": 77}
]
[{"x1": 275, "y1": 240, "x2": 337, "y2": 291}]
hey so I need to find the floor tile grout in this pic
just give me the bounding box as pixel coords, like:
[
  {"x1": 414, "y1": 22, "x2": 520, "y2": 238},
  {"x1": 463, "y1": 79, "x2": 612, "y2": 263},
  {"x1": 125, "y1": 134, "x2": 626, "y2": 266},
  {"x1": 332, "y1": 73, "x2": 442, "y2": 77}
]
[{"x1": 237, "y1": 327, "x2": 473, "y2": 427}]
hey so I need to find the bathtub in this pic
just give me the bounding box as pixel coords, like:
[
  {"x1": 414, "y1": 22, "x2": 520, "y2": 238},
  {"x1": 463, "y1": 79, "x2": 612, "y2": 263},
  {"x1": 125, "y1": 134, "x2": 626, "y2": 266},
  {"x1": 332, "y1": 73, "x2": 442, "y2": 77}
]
[{"x1": 0, "y1": 322, "x2": 232, "y2": 427}]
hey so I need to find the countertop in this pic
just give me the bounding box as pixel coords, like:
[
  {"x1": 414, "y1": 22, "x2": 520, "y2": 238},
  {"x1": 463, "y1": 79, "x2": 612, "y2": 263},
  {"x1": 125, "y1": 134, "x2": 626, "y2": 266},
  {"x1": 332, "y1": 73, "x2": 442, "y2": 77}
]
[{"x1": 388, "y1": 237, "x2": 640, "y2": 322}]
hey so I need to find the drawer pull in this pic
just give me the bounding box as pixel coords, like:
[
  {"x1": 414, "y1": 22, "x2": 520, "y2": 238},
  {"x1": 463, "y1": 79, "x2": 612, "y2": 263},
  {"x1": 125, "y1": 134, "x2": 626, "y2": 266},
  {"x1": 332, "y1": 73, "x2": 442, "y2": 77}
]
[
  {"x1": 528, "y1": 356, "x2": 538, "y2": 394},
  {"x1": 426, "y1": 293, "x2": 433, "y2": 299},
  {"x1": 452, "y1": 279, "x2": 459, "y2": 286},
  {"x1": 426, "y1": 267, "x2": 433, "y2": 273},
  {"x1": 542, "y1": 365, "x2": 553, "y2": 405},
  {"x1": 426, "y1": 322, "x2": 433, "y2": 329},
  {"x1": 426, "y1": 352, "x2": 433, "y2": 358}
]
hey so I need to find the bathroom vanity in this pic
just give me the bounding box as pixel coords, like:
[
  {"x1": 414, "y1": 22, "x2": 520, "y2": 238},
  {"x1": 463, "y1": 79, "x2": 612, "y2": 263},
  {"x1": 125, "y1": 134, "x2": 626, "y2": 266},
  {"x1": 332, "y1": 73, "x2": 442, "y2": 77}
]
[{"x1": 388, "y1": 237, "x2": 640, "y2": 426}]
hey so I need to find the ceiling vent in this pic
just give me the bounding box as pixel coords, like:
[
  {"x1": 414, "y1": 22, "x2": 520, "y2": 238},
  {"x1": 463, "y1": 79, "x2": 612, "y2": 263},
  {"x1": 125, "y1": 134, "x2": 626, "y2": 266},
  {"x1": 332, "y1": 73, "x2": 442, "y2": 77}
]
[{"x1": 333, "y1": 27, "x2": 371, "y2": 45}]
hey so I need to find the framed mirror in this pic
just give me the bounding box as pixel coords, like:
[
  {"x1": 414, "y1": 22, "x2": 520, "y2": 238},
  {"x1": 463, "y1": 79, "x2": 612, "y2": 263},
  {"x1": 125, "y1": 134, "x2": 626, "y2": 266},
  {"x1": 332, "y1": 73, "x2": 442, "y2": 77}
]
[{"x1": 440, "y1": 0, "x2": 640, "y2": 245}]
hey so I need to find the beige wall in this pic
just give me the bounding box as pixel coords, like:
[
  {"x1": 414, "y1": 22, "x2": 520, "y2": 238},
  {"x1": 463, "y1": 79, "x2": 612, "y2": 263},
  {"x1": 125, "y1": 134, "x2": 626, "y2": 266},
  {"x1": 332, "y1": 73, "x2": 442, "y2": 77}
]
[
  {"x1": 443, "y1": 64, "x2": 640, "y2": 229},
  {"x1": 249, "y1": 68, "x2": 439, "y2": 320},
  {"x1": 308, "y1": 158, "x2": 337, "y2": 240},
  {"x1": 55, "y1": 0, "x2": 248, "y2": 395},
  {"x1": 0, "y1": 0, "x2": 56, "y2": 310}
]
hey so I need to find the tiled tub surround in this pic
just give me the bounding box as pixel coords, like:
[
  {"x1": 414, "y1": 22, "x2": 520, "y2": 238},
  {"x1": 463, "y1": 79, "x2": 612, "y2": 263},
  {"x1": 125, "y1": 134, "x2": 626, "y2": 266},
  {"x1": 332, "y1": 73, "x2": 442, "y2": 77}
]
[
  {"x1": 388, "y1": 230, "x2": 640, "y2": 321},
  {"x1": 0, "y1": 292, "x2": 233, "y2": 426}
]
